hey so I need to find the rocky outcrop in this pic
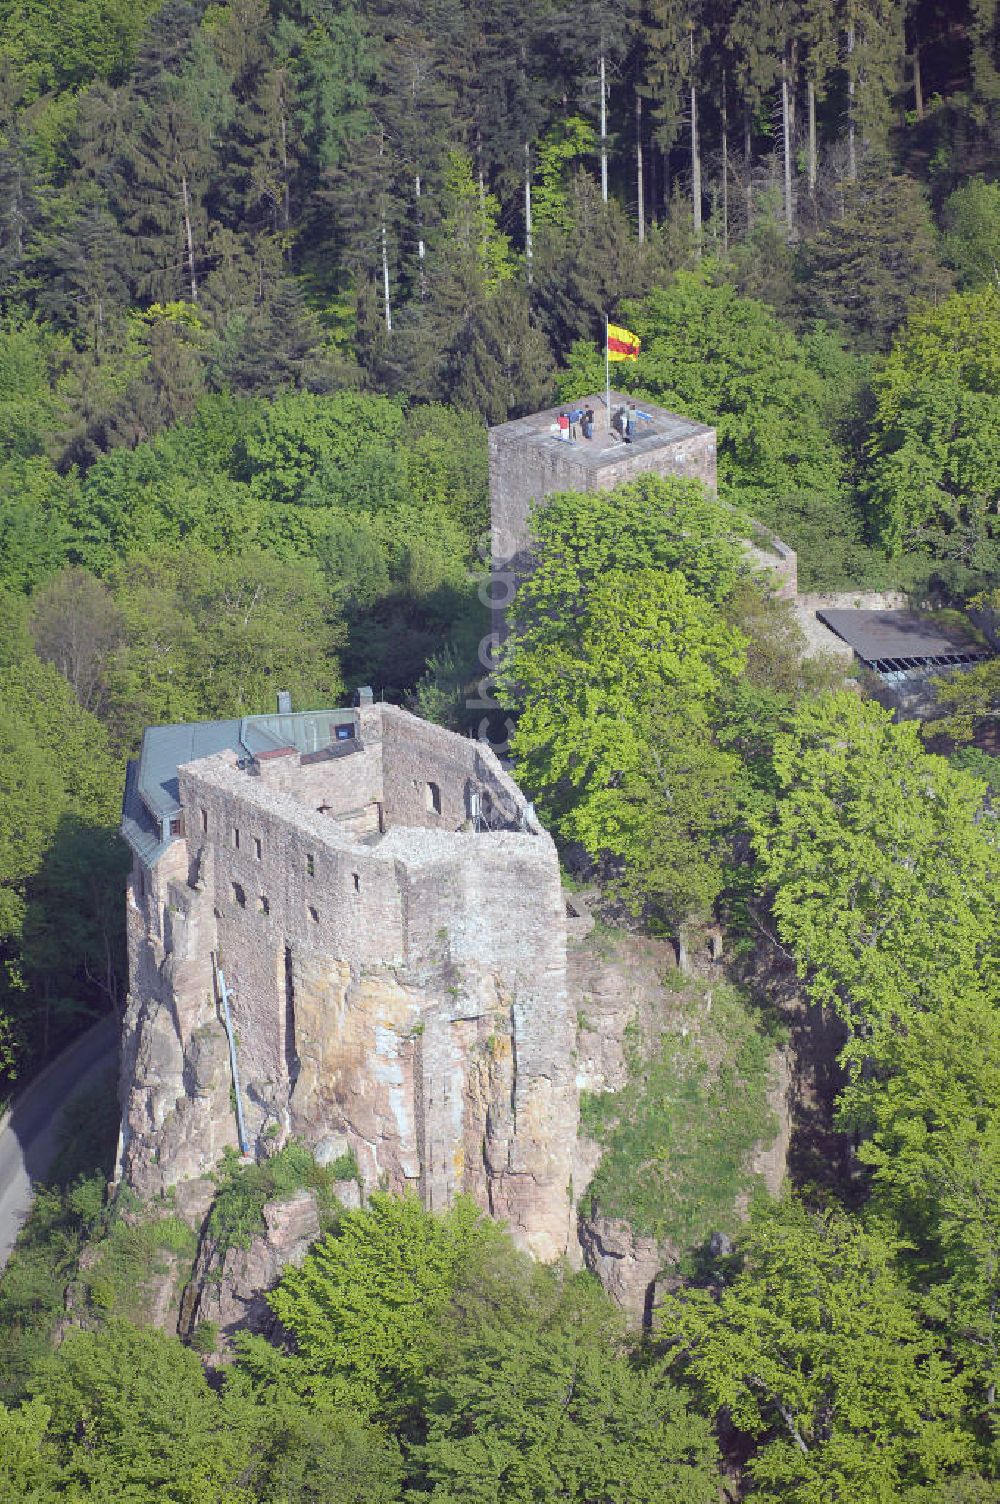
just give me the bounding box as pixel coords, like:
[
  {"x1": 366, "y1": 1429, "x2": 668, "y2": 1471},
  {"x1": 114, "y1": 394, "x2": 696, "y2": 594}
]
[
  {"x1": 577, "y1": 1215, "x2": 669, "y2": 1323},
  {"x1": 178, "y1": 1189, "x2": 326, "y2": 1356},
  {"x1": 569, "y1": 925, "x2": 794, "y2": 1318}
]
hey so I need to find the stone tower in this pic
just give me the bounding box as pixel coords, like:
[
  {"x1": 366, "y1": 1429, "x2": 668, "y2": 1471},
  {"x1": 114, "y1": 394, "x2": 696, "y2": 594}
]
[{"x1": 488, "y1": 393, "x2": 796, "y2": 632}]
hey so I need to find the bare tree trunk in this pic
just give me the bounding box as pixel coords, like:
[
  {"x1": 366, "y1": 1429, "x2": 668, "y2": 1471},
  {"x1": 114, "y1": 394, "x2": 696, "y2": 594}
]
[
  {"x1": 689, "y1": 31, "x2": 702, "y2": 250},
  {"x1": 781, "y1": 61, "x2": 794, "y2": 238},
  {"x1": 846, "y1": 22, "x2": 857, "y2": 181},
  {"x1": 807, "y1": 77, "x2": 817, "y2": 204},
  {"x1": 381, "y1": 218, "x2": 392, "y2": 332},
  {"x1": 180, "y1": 172, "x2": 198, "y2": 302},
  {"x1": 599, "y1": 53, "x2": 608, "y2": 202},
  {"x1": 744, "y1": 110, "x2": 753, "y2": 232},
  {"x1": 524, "y1": 141, "x2": 533, "y2": 285},
  {"x1": 280, "y1": 112, "x2": 290, "y2": 234},
  {"x1": 415, "y1": 172, "x2": 426, "y2": 298},
  {"x1": 636, "y1": 90, "x2": 645, "y2": 243},
  {"x1": 720, "y1": 70, "x2": 729, "y2": 252},
  {"x1": 912, "y1": 36, "x2": 923, "y2": 118}
]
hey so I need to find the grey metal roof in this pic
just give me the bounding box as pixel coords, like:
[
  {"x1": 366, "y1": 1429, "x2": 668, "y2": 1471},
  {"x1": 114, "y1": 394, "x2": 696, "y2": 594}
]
[
  {"x1": 489, "y1": 391, "x2": 712, "y2": 473},
  {"x1": 121, "y1": 757, "x2": 171, "y2": 868},
  {"x1": 816, "y1": 610, "x2": 989, "y2": 667},
  {"x1": 122, "y1": 707, "x2": 357, "y2": 867},
  {"x1": 241, "y1": 709, "x2": 356, "y2": 758},
  {"x1": 137, "y1": 718, "x2": 245, "y2": 822}
]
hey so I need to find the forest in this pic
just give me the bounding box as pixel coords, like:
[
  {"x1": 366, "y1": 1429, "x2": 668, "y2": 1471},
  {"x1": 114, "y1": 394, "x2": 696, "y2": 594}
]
[{"x1": 0, "y1": 0, "x2": 998, "y2": 1496}]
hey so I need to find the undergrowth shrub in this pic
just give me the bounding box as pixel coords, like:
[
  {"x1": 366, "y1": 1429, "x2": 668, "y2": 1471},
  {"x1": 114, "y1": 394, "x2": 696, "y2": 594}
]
[
  {"x1": 208, "y1": 1141, "x2": 359, "y2": 1252},
  {"x1": 580, "y1": 985, "x2": 779, "y2": 1251}
]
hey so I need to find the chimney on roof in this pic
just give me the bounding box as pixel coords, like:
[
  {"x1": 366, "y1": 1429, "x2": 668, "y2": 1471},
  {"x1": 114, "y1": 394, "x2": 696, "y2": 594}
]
[
  {"x1": 356, "y1": 685, "x2": 374, "y2": 707},
  {"x1": 276, "y1": 690, "x2": 292, "y2": 714}
]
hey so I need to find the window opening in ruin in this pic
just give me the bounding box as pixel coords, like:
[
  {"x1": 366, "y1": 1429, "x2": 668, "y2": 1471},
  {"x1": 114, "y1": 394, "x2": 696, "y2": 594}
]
[
  {"x1": 259, "y1": 894, "x2": 270, "y2": 915},
  {"x1": 308, "y1": 904, "x2": 319, "y2": 923},
  {"x1": 352, "y1": 872, "x2": 361, "y2": 893},
  {"x1": 306, "y1": 853, "x2": 315, "y2": 877},
  {"x1": 169, "y1": 816, "x2": 184, "y2": 837},
  {"x1": 283, "y1": 946, "x2": 300, "y2": 1089},
  {"x1": 232, "y1": 881, "x2": 246, "y2": 908},
  {"x1": 254, "y1": 836, "x2": 262, "y2": 861},
  {"x1": 233, "y1": 827, "x2": 240, "y2": 850},
  {"x1": 426, "y1": 781, "x2": 442, "y2": 815},
  {"x1": 201, "y1": 808, "x2": 208, "y2": 834}
]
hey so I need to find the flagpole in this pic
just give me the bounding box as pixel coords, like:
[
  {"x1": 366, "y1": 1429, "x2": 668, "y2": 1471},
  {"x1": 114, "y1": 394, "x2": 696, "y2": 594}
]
[{"x1": 605, "y1": 312, "x2": 611, "y2": 433}]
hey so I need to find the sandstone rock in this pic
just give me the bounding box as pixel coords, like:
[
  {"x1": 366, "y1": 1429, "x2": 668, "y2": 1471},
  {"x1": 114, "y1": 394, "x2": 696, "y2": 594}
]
[
  {"x1": 180, "y1": 1189, "x2": 321, "y2": 1356},
  {"x1": 172, "y1": 1177, "x2": 216, "y2": 1232},
  {"x1": 313, "y1": 1132, "x2": 350, "y2": 1166},
  {"x1": 577, "y1": 1214, "x2": 671, "y2": 1325}
]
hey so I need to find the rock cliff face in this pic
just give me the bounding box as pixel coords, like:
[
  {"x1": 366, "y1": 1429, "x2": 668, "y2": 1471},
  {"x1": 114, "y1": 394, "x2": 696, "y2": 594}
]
[{"x1": 568, "y1": 922, "x2": 793, "y2": 1318}]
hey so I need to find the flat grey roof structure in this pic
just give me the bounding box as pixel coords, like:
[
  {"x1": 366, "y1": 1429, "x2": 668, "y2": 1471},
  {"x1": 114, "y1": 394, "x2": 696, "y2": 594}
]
[
  {"x1": 816, "y1": 610, "x2": 990, "y2": 671},
  {"x1": 122, "y1": 707, "x2": 358, "y2": 865},
  {"x1": 489, "y1": 392, "x2": 712, "y2": 475}
]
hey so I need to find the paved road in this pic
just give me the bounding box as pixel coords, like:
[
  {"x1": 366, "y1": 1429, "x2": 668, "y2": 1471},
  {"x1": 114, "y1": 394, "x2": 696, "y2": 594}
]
[{"x1": 0, "y1": 1016, "x2": 118, "y2": 1270}]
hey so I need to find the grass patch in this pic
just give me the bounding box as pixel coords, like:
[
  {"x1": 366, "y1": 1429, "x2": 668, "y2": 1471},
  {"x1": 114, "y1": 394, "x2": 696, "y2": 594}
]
[
  {"x1": 208, "y1": 1141, "x2": 359, "y2": 1253},
  {"x1": 75, "y1": 1198, "x2": 198, "y2": 1321},
  {"x1": 580, "y1": 986, "x2": 778, "y2": 1251}
]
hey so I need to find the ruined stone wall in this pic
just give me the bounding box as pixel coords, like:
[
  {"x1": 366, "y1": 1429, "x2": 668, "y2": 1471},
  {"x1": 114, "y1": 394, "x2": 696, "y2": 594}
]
[
  {"x1": 590, "y1": 428, "x2": 718, "y2": 497},
  {"x1": 377, "y1": 705, "x2": 522, "y2": 832},
  {"x1": 118, "y1": 709, "x2": 576, "y2": 1260},
  {"x1": 255, "y1": 739, "x2": 384, "y2": 819}
]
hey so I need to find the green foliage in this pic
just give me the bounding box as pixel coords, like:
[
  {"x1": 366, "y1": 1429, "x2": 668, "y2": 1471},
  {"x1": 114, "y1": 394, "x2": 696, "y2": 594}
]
[
  {"x1": 77, "y1": 1207, "x2": 197, "y2": 1320},
  {"x1": 208, "y1": 1141, "x2": 354, "y2": 1253},
  {"x1": 661, "y1": 1197, "x2": 974, "y2": 1502},
  {"x1": 752, "y1": 692, "x2": 997, "y2": 1059},
  {"x1": 941, "y1": 179, "x2": 1000, "y2": 290},
  {"x1": 269, "y1": 1192, "x2": 504, "y2": 1416},
  {"x1": 29, "y1": 1321, "x2": 254, "y2": 1501},
  {"x1": 866, "y1": 287, "x2": 1000, "y2": 576},
  {"x1": 851, "y1": 989, "x2": 1000, "y2": 1416},
  {"x1": 499, "y1": 476, "x2": 757, "y2": 927},
  {"x1": 803, "y1": 174, "x2": 952, "y2": 349},
  {"x1": 581, "y1": 986, "x2": 777, "y2": 1248},
  {"x1": 416, "y1": 1269, "x2": 718, "y2": 1504},
  {"x1": 532, "y1": 117, "x2": 597, "y2": 230},
  {"x1": 0, "y1": 642, "x2": 125, "y2": 1079},
  {"x1": 603, "y1": 272, "x2": 877, "y2": 589}
]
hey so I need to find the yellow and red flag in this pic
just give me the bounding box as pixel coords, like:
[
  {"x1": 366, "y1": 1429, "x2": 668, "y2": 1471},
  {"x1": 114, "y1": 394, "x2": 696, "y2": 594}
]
[{"x1": 607, "y1": 323, "x2": 641, "y2": 361}]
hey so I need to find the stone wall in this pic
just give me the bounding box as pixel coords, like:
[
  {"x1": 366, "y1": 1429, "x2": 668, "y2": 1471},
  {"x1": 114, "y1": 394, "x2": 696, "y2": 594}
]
[
  {"x1": 118, "y1": 705, "x2": 577, "y2": 1262},
  {"x1": 489, "y1": 410, "x2": 718, "y2": 587}
]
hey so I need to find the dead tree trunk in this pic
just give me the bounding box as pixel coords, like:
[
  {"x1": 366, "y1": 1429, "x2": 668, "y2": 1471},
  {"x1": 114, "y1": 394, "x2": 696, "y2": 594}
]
[
  {"x1": 636, "y1": 90, "x2": 645, "y2": 243},
  {"x1": 781, "y1": 60, "x2": 794, "y2": 238},
  {"x1": 599, "y1": 53, "x2": 608, "y2": 202},
  {"x1": 720, "y1": 70, "x2": 729, "y2": 252},
  {"x1": 181, "y1": 172, "x2": 198, "y2": 302},
  {"x1": 524, "y1": 141, "x2": 533, "y2": 285},
  {"x1": 689, "y1": 32, "x2": 702, "y2": 250},
  {"x1": 846, "y1": 22, "x2": 857, "y2": 181}
]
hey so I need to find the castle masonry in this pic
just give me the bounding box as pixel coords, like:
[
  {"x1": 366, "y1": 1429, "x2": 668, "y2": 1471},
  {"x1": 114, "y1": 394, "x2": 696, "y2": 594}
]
[
  {"x1": 119, "y1": 702, "x2": 578, "y2": 1261},
  {"x1": 489, "y1": 394, "x2": 797, "y2": 632}
]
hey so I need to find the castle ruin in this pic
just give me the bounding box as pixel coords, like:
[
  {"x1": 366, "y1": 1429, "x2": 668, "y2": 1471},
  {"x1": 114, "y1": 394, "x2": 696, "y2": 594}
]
[{"x1": 119, "y1": 701, "x2": 577, "y2": 1261}]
